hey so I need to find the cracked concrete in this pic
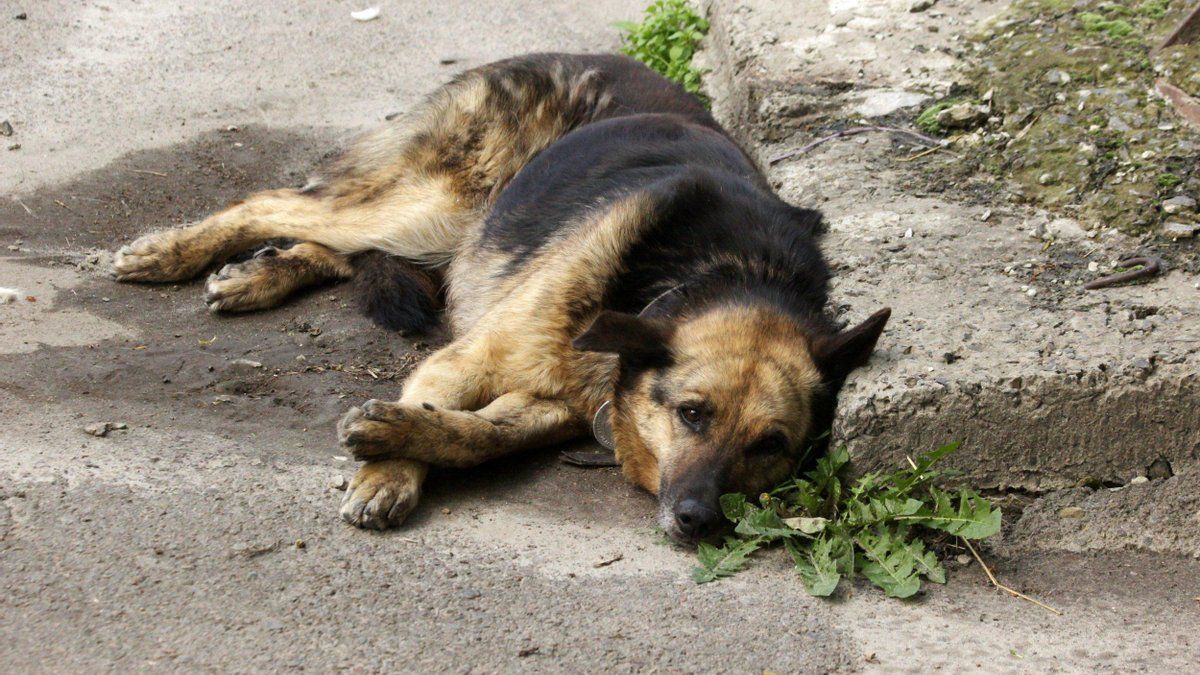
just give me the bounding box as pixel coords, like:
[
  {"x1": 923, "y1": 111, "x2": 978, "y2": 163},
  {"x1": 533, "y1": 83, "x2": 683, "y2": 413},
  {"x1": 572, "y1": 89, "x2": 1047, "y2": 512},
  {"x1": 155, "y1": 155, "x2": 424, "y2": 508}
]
[{"x1": 701, "y1": 0, "x2": 1200, "y2": 557}]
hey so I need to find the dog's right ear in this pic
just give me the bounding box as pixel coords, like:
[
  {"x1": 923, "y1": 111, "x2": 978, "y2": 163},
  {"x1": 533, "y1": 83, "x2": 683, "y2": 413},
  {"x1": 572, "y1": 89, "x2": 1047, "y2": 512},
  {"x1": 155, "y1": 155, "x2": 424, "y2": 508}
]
[
  {"x1": 573, "y1": 311, "x2": 673, "y2": 368},
  {"x1": 810, "y1": 307, "x2": 891, "y2": 387}
]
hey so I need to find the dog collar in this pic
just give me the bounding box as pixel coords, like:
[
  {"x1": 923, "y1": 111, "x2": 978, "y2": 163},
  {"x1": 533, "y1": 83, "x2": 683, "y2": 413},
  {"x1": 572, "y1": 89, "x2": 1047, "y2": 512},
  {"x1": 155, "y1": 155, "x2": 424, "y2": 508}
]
[{"x1": 591, "y1": 400, "x2": 615, "y2": 451}]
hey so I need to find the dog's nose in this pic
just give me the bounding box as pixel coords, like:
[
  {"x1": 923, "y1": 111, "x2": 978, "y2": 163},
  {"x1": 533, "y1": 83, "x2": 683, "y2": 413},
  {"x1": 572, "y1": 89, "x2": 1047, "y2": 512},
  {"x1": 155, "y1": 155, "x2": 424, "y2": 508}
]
[{"x1": 674, "y1": 498, "x2": 721, "y2": 540}]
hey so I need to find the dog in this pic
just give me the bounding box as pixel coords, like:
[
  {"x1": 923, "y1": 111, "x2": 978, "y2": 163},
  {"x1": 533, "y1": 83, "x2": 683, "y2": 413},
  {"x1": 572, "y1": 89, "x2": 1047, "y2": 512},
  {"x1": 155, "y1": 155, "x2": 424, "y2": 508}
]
[{"x1": 113, "y1": 53, "x2": 889, "y2": 543}]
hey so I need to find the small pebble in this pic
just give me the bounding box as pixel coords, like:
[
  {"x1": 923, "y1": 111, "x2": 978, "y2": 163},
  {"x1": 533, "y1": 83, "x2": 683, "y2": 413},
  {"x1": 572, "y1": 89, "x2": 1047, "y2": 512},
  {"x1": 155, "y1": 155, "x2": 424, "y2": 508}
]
[
  {"x1": 329, "y1": 475, "x2": 347, "y2": 490},
  {"x1": 1059, "y1": 506, "x2": 1085, "y2": 519},
  {"x1": 84, "y1": 422, "x2": 110, "y2": 437},
  {"x1": 1044, "y1": 69, "x2": 1071, "y2": 85},
  {"x1": 1129, "y1": 476, "x2": 1149, "y2": 485}
]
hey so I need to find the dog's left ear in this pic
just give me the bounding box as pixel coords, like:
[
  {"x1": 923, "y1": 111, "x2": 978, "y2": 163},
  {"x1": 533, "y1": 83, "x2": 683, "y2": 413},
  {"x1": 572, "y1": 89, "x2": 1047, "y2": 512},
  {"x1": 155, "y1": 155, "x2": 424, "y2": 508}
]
[
  {"x1": 810, "y1": 308, "x2": 891, "y2": 386},
  {"x1": 573, "y1": 311, "x2": 672, "y2": 369}
]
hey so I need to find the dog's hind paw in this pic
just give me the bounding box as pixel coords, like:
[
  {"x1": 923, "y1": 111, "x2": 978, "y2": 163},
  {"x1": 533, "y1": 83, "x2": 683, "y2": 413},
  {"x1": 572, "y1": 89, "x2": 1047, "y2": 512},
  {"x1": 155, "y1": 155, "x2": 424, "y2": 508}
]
[
  {"x1": 114, "y1": 230, "x2": 210, "y2": 282},
  {"x1": 339, "y1": 459, "x2": 423, "y2": 529},
  {"x1": 204, "y1": 248, "x2": 289, "y2": 313}
]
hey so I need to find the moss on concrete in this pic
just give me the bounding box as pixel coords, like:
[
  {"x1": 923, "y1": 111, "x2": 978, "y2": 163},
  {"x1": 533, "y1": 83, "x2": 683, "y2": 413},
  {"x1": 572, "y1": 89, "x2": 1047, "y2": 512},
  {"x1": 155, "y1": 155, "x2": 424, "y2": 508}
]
[{"x1": 915, "y1": 0, "x2": 1200, "y2": 233}]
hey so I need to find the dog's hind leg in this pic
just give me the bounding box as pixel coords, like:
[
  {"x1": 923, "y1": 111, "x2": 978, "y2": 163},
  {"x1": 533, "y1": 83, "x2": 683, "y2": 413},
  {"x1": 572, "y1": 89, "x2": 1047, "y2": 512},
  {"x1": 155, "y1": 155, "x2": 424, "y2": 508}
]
[
  {"x1": 203, "y1": 242, "x2": 354, "y2": 313},
  {"x1": 113, "y1": 189, "x2": 332, "y2": 283},
  {"x1": 337, "y1": 392, "x2": 582, "y2": 468},
  {"x1": 116, "y1": 55, "x2": 615, "y2": 286}
]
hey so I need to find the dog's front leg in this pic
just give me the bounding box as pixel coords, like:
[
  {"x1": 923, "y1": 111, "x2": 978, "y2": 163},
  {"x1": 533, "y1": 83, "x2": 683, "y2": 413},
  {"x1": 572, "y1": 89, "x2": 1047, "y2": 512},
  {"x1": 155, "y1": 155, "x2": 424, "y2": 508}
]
[{"x1": 337, "y1": 392, "x2": 583, "y2": 468}]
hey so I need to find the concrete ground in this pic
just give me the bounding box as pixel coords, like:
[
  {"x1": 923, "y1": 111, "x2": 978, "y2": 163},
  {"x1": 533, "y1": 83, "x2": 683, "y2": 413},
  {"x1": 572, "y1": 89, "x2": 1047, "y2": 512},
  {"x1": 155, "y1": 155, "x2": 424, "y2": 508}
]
[{"x1": 2, "y1": 0, "x2": 1199, "y2": 672}]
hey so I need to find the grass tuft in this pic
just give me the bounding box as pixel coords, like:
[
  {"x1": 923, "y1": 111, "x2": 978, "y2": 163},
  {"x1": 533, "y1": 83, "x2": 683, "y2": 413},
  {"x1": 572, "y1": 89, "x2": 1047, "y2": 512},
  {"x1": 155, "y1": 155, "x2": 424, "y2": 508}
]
[{"x1": 615, "y1": 0, "x2": 710, "y2": 97}]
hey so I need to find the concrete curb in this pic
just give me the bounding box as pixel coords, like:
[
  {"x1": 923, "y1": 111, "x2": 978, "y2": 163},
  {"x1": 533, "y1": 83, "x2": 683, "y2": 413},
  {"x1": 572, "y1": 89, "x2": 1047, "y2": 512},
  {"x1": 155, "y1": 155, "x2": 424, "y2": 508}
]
[{"x1": 698, "y1": 0, "x2": 1199, "y2": 515}]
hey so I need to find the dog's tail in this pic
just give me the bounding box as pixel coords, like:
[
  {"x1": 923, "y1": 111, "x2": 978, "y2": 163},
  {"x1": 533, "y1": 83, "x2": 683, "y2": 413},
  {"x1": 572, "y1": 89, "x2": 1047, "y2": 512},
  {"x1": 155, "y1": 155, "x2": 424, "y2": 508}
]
[{"x1": 351, "y1": 251, "x2": 442, "y2": 335}]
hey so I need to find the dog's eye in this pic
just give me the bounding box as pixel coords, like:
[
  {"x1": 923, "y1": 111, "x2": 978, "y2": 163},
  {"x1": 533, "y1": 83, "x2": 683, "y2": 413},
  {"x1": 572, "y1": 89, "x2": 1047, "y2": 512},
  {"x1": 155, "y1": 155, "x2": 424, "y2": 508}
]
[
  {"x1": 677, "y1": 405, "x2": 706, "y2": 431},
  {"x1": 748, "y1": 433, "x2": 788, "y2": 457}
]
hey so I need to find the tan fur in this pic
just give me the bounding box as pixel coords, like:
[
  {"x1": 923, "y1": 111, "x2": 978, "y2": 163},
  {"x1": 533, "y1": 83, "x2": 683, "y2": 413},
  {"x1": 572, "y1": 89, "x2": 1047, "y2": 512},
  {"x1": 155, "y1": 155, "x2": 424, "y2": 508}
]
[
  {"x1": 114, "y1": 59, "x2": 612, "y2": 284},
  {"x1": 614, "y1": 307, "x2": 823, "y2": 495},
  {"x1": 113, "y1": 56, "x2": 829, "y2": 531},
  {"x1": 204, "y1": 242, "x2": 354, "y2": 312}
]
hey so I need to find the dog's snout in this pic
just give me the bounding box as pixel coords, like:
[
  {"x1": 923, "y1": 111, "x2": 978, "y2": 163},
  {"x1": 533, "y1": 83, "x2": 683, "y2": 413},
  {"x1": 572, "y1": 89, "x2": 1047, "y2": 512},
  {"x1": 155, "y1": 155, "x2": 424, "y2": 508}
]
[{"x1": 673, "y1": 498, "x2": 721, "y2": 540}]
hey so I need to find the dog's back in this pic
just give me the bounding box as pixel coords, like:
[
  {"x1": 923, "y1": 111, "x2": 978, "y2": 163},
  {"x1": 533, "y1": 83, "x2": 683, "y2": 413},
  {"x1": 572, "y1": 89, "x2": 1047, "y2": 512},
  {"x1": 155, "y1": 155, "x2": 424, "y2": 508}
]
[{"x1": 351, "y1": 53, "x2": 728, "y2": 333}]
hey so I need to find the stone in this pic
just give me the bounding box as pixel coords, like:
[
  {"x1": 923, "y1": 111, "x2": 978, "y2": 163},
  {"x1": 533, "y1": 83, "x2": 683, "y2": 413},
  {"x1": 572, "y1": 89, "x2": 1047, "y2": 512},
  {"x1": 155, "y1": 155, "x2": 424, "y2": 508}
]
[
  {"x1": 1044, "y1": 69, "x2": 1071, "y2": 85},
  {"x1": 909, "y1": 0, "x2": 936, "y2": 13},
  {"x1": 1161, "y1": 195, "x2": 1196, "y2": 214},
  {"x1": 853, "y1": 90, "x2": 929, "y2": 118},
  {"x1": 1059, "y1": 506, "x2": 1085, "y2": 519},
  {"x1": 84, "y1": 422, "x2": 110, "y2": 437},
  {"x1": 1046, "y1": 218, "x2": 1085, "y2": 239},
  {"x1": 935, "y1": 102, "x2": 988, "y2": 130},
  {"x1": 1161, "y1": 222, "x2": 1197, "y2": 239},
  {"x1": 1130, "y1": 476, "x2": 1149, "y2": 485}
]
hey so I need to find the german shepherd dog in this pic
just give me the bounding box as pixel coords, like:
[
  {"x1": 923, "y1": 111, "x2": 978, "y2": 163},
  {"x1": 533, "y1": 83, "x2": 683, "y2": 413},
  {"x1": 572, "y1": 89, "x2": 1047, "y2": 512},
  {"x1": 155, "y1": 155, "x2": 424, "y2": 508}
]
[{"x1": 113, "y1": 54, "x2": 889, "y2": 543}]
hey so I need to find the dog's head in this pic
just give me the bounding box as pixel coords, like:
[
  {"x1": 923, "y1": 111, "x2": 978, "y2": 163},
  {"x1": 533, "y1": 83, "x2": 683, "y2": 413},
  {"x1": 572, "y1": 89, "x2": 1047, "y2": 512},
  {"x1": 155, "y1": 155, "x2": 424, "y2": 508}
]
[{"x1": 574, "y1": 304, "x2": 889, "y2": 543}]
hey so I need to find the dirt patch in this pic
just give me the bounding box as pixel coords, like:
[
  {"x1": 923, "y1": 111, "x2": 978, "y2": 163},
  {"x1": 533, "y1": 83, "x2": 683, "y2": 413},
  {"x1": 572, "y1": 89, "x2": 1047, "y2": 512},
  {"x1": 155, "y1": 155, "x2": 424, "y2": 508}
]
[
  {"x1": 908, "y1": 0, "x2": 1200, "y2": 238},
  {"x1": 2, "y1": 125, "x2": 339, "y2": 253},
  {"x1": 0, "y1": 127, "x2": 447, "y2": 453}
]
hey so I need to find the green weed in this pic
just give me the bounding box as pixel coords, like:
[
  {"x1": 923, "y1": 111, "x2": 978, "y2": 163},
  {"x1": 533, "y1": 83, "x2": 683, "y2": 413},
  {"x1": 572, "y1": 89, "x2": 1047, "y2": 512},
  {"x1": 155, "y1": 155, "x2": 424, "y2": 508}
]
[
  {"x1": 692, "y1": 442, "x2": 1001, "y2": 599},
  {"x1": 615, "y1": 0, "x2": 709, "y2": 97},
  {"x1": 915, "y1": 100, "x2": 960, "y2": 136},
  {"x1": 1138, "y1": 0, "x2": 1171, "y2": 19},
  {"x1": 1157, "y1": 173, "x2": 1182, "y2": 189}
]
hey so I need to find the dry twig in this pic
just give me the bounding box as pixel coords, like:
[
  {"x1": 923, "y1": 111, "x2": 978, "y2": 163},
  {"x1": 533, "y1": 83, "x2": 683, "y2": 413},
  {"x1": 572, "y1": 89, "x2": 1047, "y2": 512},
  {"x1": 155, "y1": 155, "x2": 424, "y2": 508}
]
[
  {"x1": 769, "y1": 126, "x2": 943, "y2": 165},
  {"x1": 962, "y1": 538, "x2": 1062, "y2": 615}
]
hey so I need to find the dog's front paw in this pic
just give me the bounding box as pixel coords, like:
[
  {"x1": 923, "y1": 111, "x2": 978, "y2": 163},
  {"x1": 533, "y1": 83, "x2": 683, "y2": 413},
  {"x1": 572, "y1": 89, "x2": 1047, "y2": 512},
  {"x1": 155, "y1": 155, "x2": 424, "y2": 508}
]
[
  {"x1": 114, "y1": 230, "x2": 210, "y2": 282},
  {"x1": 336, "y1": 400, "x2": 413, "y2": 460},
  {"x1": 204, "y1": 248, "x2": 288, "y2": 312},
  {"x1": 339, "y1": 459, "x2": 423, "y2": 530}
]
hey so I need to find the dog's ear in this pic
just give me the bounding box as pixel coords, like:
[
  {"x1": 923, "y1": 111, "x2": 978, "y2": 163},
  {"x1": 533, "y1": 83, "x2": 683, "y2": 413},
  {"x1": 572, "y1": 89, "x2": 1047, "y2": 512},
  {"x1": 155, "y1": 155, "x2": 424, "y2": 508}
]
[
  {"x1": 810, "y1": 308, "x2": 891, "y2": 386},
  {"x1": 573, "y1": 311, "x2": 672, "y2": 368}
]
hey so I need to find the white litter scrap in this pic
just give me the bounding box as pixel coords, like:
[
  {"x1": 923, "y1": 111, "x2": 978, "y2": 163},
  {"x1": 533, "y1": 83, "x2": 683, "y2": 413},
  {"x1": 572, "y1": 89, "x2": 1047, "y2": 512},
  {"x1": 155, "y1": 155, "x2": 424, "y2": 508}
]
[
  {"x1": 351, "y1": 6, "x2": 380, "y2": 21},
  {"x1": 0, "y1": 287, "x2": 21, "y2": 304}
]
